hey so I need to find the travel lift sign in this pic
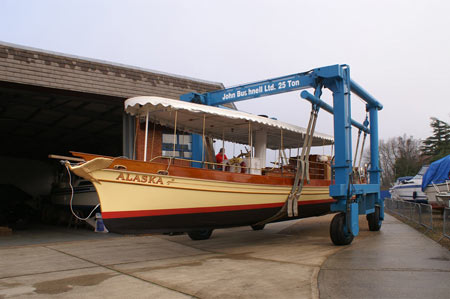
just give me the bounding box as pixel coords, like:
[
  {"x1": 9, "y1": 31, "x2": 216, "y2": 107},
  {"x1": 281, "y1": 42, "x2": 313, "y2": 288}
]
[{"x1": 221, "y1": 79, "x2": 301, "y2": 101}]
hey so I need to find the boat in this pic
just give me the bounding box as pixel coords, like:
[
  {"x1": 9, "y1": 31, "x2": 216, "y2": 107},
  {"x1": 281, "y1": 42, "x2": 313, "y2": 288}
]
[
  {"x1": 50, "y1": 177, "x2": 99, "y2": 216},
  {"x1": 67, "y1": 96, "x2": 335, "y2": 239},
  {"x1": 422, "y1": 155, "x2": 450, "y2": 207},
  {"x1": 389, "y1": 166, "x2": 429, "y2": 203}
]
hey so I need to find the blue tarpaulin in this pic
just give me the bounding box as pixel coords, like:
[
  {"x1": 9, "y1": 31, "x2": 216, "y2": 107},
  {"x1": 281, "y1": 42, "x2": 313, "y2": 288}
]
[{"x1": 421, "y1": 155, "x2": 450, "y2": 191}]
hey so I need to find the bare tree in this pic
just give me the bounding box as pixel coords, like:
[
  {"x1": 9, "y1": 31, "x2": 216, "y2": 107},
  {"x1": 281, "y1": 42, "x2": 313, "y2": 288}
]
[
  {"x1": 378, "y1": 139, "x2": 397, "y2": 189},
  {"x1": 377, "y1": 135, "x2": 423, "y2": 189}
]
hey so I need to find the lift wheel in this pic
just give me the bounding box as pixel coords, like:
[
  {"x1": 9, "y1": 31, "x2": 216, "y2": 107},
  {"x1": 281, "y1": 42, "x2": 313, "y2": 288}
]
[
  {"x1": 188, "y1": 229, "x2": 213, "y2": 240},
  {"x1": 251, "y1": 224, "x2": 265, "y2": 231},
  {"x1": 330, "y1": 212, "x2": 354, "y2": 246},
  {"x1": 366, "y1": 205, "x2": 382, "y2": 231}
]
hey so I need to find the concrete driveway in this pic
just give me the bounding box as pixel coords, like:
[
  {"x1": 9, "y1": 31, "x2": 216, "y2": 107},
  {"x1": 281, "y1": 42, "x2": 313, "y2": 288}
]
[{"x1": 0, "y1": 214, "x2": 449, "y2": 298}]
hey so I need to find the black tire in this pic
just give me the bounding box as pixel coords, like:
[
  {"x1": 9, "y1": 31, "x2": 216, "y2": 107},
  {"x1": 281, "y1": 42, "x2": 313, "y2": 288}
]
[
  {"x1": 367, "y1": 205, "x2": 382, "y2": 231},
  {"x1": 251, "y1": 224, "x2": 265, "y2": 231},
  {"x1": 187, "y1": 229, "x2": 213, "y2": 240},
  {"x1": 330, "y1": 212, "x2": 354, "y2": 246}
]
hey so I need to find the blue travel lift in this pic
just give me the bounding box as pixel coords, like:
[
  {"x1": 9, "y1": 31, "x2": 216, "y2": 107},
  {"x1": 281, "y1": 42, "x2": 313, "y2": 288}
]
[{"x1": 180, "y1": 64, "x2": 383, "y2": 245}]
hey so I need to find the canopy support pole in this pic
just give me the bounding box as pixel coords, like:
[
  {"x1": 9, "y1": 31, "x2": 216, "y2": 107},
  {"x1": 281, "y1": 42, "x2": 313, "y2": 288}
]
[
  {"x1": 173, "y1": 111, "x2": 178, "y2": 157},
  {"x1": 143, "y1": 111, "x2": 149, "y2": 161},
  {"x1": 202, "y1": 114, "x2": 206, "y2": 167},
  {"x1": 222, "y1": 129, "x2": 225, "y2": 171},
  {"x1": 150, "y1": 122, "x2": 155, "y2": 160}
]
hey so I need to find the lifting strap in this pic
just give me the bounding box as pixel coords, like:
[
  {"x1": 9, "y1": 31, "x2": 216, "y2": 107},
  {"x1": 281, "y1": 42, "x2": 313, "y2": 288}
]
[
  {"x1": 253, "y1": 104, "x2": 320, "y2": 226},
  {"x1": 353, "y1": 115, "x2": 369, "y2": 183},
  {"x1": 357, "y1": 132, "x2": 367, "y2": 183},
  {"x1": 353, "y1": 130, "x2": 362, "y2": 168},
  {"x1": 359, "y1": 115, "x2": 369, "y2": 170},
  {"x1": 287, "y1": 106, "x2": 319, "y2": 216},
  {"x1": 358, "y1": 132, "x2": 367, "y2": 169}
]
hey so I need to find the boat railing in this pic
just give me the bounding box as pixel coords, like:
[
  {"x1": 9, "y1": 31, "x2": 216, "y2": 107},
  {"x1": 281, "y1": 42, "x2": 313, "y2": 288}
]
[
  {"x1": 148, "y1": 155, "x2": 331, "y2": 179},
  {"x1": 432, "y1": 182, "x2": 450, "y2": 194},
  {"x1": 149, "y1": 155, "x2": 260, "y2": 173}
]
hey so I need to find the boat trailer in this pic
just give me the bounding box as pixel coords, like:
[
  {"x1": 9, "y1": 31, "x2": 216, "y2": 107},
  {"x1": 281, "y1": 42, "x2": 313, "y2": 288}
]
[{"x1": 181, "y1": 64, "x2": 383, "y2": 245}]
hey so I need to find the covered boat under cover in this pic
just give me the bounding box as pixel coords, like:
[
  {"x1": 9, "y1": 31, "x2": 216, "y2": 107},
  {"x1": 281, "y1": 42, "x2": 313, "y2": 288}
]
[
  {"x1": 422, "y1": 155, "x2": 450, "y2": 191},
  {"x1": 125, "y1": 96, "x2": 333, "y2": 149}
]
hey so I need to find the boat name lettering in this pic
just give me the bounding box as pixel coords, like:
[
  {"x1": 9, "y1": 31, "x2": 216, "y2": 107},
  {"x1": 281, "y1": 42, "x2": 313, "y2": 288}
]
[{"x1": 115, "y1": 173, "x2": 164, "y2": 185}]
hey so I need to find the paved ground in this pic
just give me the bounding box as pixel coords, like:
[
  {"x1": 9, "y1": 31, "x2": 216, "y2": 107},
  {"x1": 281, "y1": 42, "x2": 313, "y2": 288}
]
[
  {"x1": 319, "y1": 215, "x2": 450, "y2": 299},
  {"x1": 0, "y1": 214, "x2": 449, "y2": 298}
]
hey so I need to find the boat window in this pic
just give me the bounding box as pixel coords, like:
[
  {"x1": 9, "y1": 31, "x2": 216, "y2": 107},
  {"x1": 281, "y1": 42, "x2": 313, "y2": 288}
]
[
  {"x1": 412, "y1": 165, "x2": 429, "y2": 180},
  {"x1": 162, "y1": 131, "x2": 192, "y2": 159},
  {"x1": 417, "y1": 166, "x2": 429, "y2": 176}
]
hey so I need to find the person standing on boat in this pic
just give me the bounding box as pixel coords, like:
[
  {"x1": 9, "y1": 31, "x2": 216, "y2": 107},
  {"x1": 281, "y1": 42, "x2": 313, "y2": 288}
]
[{"x1": 216, "y1": 148, "x2": 228, "y2": 170}]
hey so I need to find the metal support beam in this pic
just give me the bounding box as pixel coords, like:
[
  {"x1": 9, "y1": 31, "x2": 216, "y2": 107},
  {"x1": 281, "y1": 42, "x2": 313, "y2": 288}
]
[
  {"x1": 328, "y1": 69, "x2": 353, "y2": 198},
  {"x1": 368, "y1": 105, "x2": 384, "y2": 220},
  {"x1": 300, "y1": 91, "x2": 370, "y2": 134},
  {"x1": 350, "y1": 79, "x2": 383, "y2": 110},
  {"x1": 180, "y1": 65, "x2": 345, "y2": 106}
]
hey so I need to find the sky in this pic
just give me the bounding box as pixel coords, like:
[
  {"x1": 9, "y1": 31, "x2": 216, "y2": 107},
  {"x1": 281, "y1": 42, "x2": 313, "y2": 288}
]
[{"x1": 1, "y1": 0, "x2": 449, "y2": 146}]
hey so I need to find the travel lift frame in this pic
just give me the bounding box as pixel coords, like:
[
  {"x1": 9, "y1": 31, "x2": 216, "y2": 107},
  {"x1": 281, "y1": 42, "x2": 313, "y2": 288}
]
[{"x1": 180, "y1": 64, "x2": 383, "y2": 245}]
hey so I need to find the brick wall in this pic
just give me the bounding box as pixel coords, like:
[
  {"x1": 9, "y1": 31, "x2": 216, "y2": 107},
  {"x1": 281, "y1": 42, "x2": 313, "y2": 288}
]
[
  {"x1": 136, "y1": 121, "x2": 163, "y2": 161},
  {"x1": 135, "y1": 122, "x2": 191, "y2": 167}
]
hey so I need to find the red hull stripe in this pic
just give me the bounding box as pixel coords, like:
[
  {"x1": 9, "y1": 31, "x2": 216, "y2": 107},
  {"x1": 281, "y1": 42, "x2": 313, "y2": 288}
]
[{"x1": 102, "y1": 199, "x2": 335, "y2": 219}]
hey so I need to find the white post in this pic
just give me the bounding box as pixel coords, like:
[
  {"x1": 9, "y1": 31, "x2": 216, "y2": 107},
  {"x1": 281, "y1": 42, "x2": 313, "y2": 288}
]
[
  {"x1": 249, "y1": 122, "x2": 252, "y2": 172},
  {"x1": 143, "y1": 111, "x2": 149, "y2": 161},
  {"x1": 255, "y1": 129, "x2": 267, "y2": 168},
  {"x1": 173, "y1": 111, "x2": 178, "y2": 157},
  {"x1": 222, "y1": 129, "x2": 225, "y2": 171},
  {"x1": 202, "y1": 114, "x2": 206, "y2": 165}
]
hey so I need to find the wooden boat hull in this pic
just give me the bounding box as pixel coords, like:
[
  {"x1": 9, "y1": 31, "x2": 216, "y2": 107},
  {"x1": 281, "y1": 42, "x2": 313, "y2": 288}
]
[
  {"x1": 69, "y1": 154, "x2": 334, "y2": 233},
  {"x1": 104, "y1": 202, "x2": 332, "y2": 234}
]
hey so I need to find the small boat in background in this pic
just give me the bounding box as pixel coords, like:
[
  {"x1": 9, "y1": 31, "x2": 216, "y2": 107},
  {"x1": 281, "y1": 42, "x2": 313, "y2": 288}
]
[
  {"x1": 422, "y1": 155, "x2": 450, "y2": 207},
  {"x1": 51, "y1": 176, "x2": 99, "y2": 216},
  {"x1": 389, "y1": 166, "x2": 428, "y2": 203}
]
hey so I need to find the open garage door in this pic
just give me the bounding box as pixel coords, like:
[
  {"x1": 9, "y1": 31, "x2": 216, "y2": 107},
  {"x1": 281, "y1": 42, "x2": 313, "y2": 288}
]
[
  {"x1": 0, "y1": 82, "x2": 129, "y2": 230},
  {"x1": 0, "y1": 41, "x2": 222, "y2": 234},
  {"x1": 0, "y1": 82, "x2": 125, "y2": 159}
]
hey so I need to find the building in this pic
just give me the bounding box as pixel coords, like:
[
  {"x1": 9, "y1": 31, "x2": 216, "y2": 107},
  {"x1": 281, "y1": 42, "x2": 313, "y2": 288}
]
[{"x1": 0, "y1": 41, "x2": 224, "y2": 200}]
